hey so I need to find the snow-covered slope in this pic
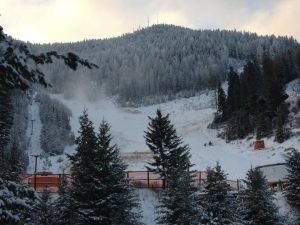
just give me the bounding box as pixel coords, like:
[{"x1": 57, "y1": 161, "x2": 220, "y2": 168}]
[
  {"x1": 44, "y1": 82, "x2": 300, "y2": 180},
  {"x1": 26, "y1": 92, "x2": 43, "y2": 173}
]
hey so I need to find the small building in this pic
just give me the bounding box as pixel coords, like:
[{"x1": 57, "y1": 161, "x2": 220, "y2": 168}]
[
  {"x1": 256, "y1": 163, "x2": 288, "y2": 190},
  {"x1": 254, "y1": 140, "x2": 265, "y2": 150}
]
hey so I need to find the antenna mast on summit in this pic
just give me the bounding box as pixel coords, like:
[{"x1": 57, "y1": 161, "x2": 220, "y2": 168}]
[{"x1": 147, "y1": 16, "x2": 150, "y2": 27}]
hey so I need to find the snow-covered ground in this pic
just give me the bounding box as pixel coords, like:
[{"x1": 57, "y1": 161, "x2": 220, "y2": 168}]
[{"x1": 42, "y1": 81, "x2": 300, "y2": 180}]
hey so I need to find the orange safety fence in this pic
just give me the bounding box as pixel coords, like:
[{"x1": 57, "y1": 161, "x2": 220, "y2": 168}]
[
  {"x1": 20, "y1": 171, "x2": 240, "y2": 192},
  {"x1": 20, "y1": 173, "x2": 73, "y2": 193}
]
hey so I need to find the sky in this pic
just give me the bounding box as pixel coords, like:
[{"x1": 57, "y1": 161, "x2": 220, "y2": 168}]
[{"x1": 0, "y1": 0, "x2": 299, "y2": 43}]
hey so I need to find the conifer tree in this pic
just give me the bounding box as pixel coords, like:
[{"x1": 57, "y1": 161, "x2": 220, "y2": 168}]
[
  {"x1": 91, "y1": 120, "x2": 142, "y2": 225},
  {"x1": 216, "y1": 81, "x2": 227, "y2": 119},
  {"x1": 226, "y1": 68, "x2": 241, "y2": 115},
  {"x1": 67, "y1": 112, "x2": 142, "y2": 225},
  {"x1": 0, "y1": 178, "x2": 36, "y2": 225},
  {"x1": 66, "y1": 110, "x2": 99, "y2": 224},
  {"x1": 157, "y1": 168, "x2": 201, "y2": 225},
  {"x1": 256, "y1": 111, "x2": 272, "y2": 139},
  {"x1": 275, "y1": 103, "x2": 290, "y2": 143},
  {"x1": 239, "y1": 168, "x2": 281, "y2": 225},
  {"x1": 54, "y1": 174, "x2": 76, "y2": 225},
  {"x1": 31, "y1": 188, "x2": 56, "y2": 225},
  {"x1": 262, "y1": 55, "x2": 288, "y2": 112},
  {"x1": 145, "y1": 110, "x2": 200, "y2": 225},
  {"x1": 7, "y1": 143, "x2": 24, "y2": 181},
  {"x1": 284, "y1": 148, "x2": 300, "y2": 218},
  {"x1": 0, "y1": 141, "x2": 36, "y2": 225},
  {"x1": 199, "y1": 162, "x2": 238, "y2": 225},
  {"x1": 145, "y1": 109, "x2": 191, "y2": 188}
]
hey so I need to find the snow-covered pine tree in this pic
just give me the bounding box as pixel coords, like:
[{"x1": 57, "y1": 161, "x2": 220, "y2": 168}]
[
  {"x1": 66, "y1": 109, "x2": 98, "y2": 224},
  {"x1": 0, "y1": 141, "x2": 36, "y2": 225},
  {"x1": 199, "y1": 162, "x2": 239, "y2": 225},
  {"x1": 284, "y1": 148, "x2": 300, "y2": 219},
  {"x1": 31, "y1": 187, "x2": 56, "y2": 225},
  {"x1": 0, "y1": 86, "x2": 13, "y2": 173},
  {"x1": 145, "y1": 109, "x2": 191, "y2": 188},
  {"x1": 157, "y1": 167, "x2": 202, "y2": 225},
  {"x1": 217, "y1": 80, "x2": 227, "y2": 118},
  {"x1": 54, "y1": 173, "x2": 76, "y2": 225},
  {"x1": 0, "y1": 178, "x2": 36, "y2": 225},
  {"x1": 238, "y1": 168, "x2": 281, "y2": 225},
  {"x1": 67, "y1": 112, "x2": 142, "y2": 225},
  {"x1": 91, "y1": 120, "x2": 142, "y2": 225},
  {"x1": 6, "y1": 143, "x2": 24, "y2": 181},
  {"x1": 274, "y1": 103, "x2": 290, "y2": 143},
  {"x1": 145, "y1": 110, "x2": 200, "y2": 224}
]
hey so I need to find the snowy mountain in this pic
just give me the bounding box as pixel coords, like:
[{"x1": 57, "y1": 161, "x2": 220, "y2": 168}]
[{"x1": 30, "y1": 24, "x2": 300, "y2": 105}]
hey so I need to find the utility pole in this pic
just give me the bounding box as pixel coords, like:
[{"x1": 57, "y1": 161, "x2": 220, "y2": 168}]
[
  {"x1": 30, "y1": 119, "x2": 35, "y2": 135},
  {"x1": 31, "y1": 154, "x2": 41, "y2": 190}
]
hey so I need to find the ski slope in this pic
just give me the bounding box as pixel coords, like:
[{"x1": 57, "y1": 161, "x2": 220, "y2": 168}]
[
  {"x1": 26, "y1": 92, "x2": 43, "y2": 173},
  {"x1": 46, "y1": 84, "x2": 300, "y2": 180}
]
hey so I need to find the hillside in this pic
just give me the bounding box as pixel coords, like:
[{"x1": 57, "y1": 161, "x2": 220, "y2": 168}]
[
  {"x1": 30, "y1": 25, "x2": 300, "y2": 105},
  {"x1": 33, "y1": 78, "x2": 299, "y2": 180}
]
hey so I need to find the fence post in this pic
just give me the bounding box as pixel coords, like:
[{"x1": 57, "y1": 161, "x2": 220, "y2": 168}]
[
  {"x1": 199, "y1": 171, "x2": 202, "y2": 186},
  {"x1": 147, "y1": 171, "x2": 150, "y2": 188},
  {"x1": 126, "y1": 171, "x2": 129, "y2": 185}
]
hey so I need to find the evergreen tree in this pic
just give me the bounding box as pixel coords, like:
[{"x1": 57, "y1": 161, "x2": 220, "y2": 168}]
[
  {"x1": 226, "y1": 110, "x2": 252, "y2": 140},
  {"x1": 145, "y1": 110, "x2": 200, "y2": 225},
  {"x1": 0, "y1": 141, "x2": 36, "y2": 225},
  {"x1": 275, "y1": 103, "x2": 290, "y2": 143},
  {"x1": 199, "y1": 162, "x2": 238, "y2": 225},
  {"x1": 256, "y1": 111, "x2": 272, "y2": 139},
  {"x1": 66, "y1": 110, "x2": 99, "y2": 224},
  {"x1": 262, "y1": 54, "x2": 288, "y2": 112},
  {"x1": 284, "y1": 148, "x2": 300, "y2": 218},
  {"x1": 0, "y1": 178, "x2": 36, "y2": 225},
  {"x1": 226, "y1": 67, "x2": 241, "y2": 115},
  {"x1": 92, "y1": 120, "x2": 142, "y2": 225},
  {"x1": 239, "y1": 168, "x2": 281, "y2": 225},
  {"x1": 67, "y1": 112, "x2": 142, "y2": 225},
  {"x1": 0, "y1": 87, "x2": 13, "y2": 174},
  {"x1": 216, "y1": 80, "x2": 227, "y2": 118},
  {"x1": 54, "y1": 174, "x2": 76, "y2": 225},
  {"x1": 145, "y1": 109, "x2": 191, "y2": 188},
  {"x1": 157, "y1": 168, "x2": 201, "y2": 225},
  {"x1": 7, "y1": 143, "x2": 24, "y2": 181},
  {"x1": 31, "y1": 188, "x2": 56, "y2": 225}
]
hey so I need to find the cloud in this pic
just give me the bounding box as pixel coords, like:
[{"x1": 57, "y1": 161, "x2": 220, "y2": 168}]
[
  {"x1": 0, "y1": 0, "x2": 299, "y2": 43},
  {"x1": 242, "y1": 0, "x2": 300, "y2": 40}
]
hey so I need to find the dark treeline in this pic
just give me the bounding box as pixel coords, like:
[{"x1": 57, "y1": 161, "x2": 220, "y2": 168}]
[
  {"x1": 213, "y1": 52, "x2": 300, "y2": 141},
  {"x1": 38, "y1": 93, "x2": 74, "y2": 156},
  {"x1": 30, "y1": 24, "x2": 300, "y2": 105}
]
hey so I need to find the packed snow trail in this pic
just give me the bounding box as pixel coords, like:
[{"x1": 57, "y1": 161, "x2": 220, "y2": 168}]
[{"x1": 26, "y1": 92, "x2": 43, "y2": 173}]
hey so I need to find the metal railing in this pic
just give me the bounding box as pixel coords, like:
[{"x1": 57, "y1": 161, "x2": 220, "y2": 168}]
[{"x1": 20, "y1": 171, "x2": 240, "y2": 193}]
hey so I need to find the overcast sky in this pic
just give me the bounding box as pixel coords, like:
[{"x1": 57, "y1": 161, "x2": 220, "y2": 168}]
[{"x1": 0, "y1": 0, "x2": 299, "y2": 43}]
